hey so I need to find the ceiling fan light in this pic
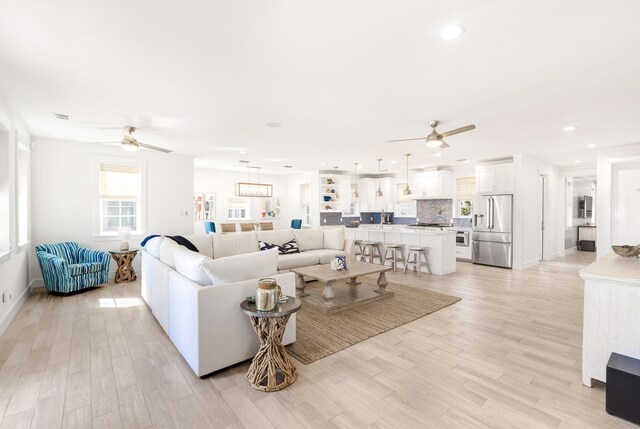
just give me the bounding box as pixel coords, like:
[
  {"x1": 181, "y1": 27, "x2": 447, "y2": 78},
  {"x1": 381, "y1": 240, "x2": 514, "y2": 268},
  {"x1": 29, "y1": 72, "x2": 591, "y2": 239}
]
[
  {"x1": 425, "y1": 139, "x2": 441, "y2": 148},
  {"x1": 121, "y1": 141, "x2": 139, "y2": 152}
]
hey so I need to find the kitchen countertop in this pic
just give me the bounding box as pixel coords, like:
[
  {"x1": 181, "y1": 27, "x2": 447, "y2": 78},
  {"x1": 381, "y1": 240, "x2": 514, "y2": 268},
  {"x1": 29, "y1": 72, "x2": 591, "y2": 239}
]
[
  {"x1": 343, "y1": 225, "x2": 456, "y2": 235},
  {"x1": 579, "y1": 252, "x2": 640, "y2": 284}
]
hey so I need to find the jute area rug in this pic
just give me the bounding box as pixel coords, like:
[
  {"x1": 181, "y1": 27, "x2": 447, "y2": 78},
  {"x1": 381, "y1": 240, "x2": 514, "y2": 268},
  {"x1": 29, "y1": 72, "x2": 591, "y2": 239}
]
[{"x1": 287, "y1": 279, "x2": 461, "y2": 365}]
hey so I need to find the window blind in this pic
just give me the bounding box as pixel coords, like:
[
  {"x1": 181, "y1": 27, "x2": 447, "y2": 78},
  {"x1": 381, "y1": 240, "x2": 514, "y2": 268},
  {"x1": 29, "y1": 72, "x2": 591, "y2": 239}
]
[
  {"x1": 456, "y1": 177, "x2": 476, "y2": 200},
  {"x1": 228, "y1": 197, "x2": 249, "y2": 209},
  {"x1": 99, "y1": 163, "x2": 140, "y2": 200}
]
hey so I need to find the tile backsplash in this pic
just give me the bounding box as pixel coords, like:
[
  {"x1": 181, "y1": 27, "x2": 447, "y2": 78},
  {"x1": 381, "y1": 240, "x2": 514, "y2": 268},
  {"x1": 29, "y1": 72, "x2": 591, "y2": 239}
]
[{"x1": 416, "y1": 199, "x2": 453, "y2": 223}]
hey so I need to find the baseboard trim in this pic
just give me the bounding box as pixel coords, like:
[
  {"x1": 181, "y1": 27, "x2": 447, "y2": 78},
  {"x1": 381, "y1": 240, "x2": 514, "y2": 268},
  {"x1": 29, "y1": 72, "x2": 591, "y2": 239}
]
[
  {"x1": 0, "y1": 285, "x2": 31, "y2": 337},
  {"x1": 565, "y1": 247, "x2": 577, "y2": 254},
  {"x1": 514, "y1": 259, "x2": 539, "y2": 270}
]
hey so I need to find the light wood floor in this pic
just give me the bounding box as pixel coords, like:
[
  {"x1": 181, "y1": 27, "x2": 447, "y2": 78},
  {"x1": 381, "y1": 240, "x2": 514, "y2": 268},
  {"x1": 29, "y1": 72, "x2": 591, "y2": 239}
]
[{"x1": 1, "y1": 251, "x2": 634, "y2": 428}]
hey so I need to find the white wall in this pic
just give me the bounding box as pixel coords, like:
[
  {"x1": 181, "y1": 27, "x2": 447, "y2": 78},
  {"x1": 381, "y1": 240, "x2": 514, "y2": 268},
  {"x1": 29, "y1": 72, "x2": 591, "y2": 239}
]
[
  {"x1": 512, "y1": 155, "x2": 560, "y2": 269},
  {"x1": 30, "y1": 137, "x2": 194, "y2": 282},
  {"x1": 597, "y1": 144, "x2": 640, "y2": 258},
  {"x1": 0, "y1": 99, "x2": 32, "y2": 336},
  {"x1": 193, "y1": 168, "x2": 289, "y2": 233}
]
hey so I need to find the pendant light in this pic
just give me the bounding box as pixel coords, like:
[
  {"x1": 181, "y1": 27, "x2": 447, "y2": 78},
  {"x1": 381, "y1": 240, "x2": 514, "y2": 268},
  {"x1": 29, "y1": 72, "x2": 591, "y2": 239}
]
[
  {"x1": 403, "y1": 154, "x2": 412, "y2": 195},
  {"x1": 376, "y1": 158, "x2": 383, "y2": 197},
  {"x1": 352, "y1": 162, "x2": 359, "y2": 198}
]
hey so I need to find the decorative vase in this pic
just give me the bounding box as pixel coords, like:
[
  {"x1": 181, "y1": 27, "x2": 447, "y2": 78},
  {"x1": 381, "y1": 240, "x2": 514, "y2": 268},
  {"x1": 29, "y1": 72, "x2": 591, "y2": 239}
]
[{"x1": 255, "y1": 278, "x2": 281, "y2": 312}]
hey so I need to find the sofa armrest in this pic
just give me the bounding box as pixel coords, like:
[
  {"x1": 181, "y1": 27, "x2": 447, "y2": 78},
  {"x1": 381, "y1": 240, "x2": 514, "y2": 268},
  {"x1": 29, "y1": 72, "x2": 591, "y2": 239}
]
[
  {"x1": 78, "y1": 246, "x2": 111, "y2": 269},
  {"x1": 343, "y1": 238, "x2": 355, "y2": 262},
  {"x1": 36, "y1": 251, "x2": 70, "y2": 288},
  {"x1": 167, "y1": 271, "x2": 296, "y2": 377}
]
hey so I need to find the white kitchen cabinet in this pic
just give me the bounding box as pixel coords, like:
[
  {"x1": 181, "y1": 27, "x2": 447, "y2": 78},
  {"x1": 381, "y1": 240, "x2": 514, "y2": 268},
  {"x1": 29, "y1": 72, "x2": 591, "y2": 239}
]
[
  {"x1": 357, "y1": 178, "x2": 376, "y2": 212},
  {"x1": 476, "y1": 163, "x2": 513, "y2": 194},
  {"x1": 338, "y1": 175, "x2": 352, "y2": 213},
  {"x1": 356, "y1": 177, "x2": 395, "y2": 211},
  {"x1": 414, "y1": 171, "x2": 454, "y2": 199}
]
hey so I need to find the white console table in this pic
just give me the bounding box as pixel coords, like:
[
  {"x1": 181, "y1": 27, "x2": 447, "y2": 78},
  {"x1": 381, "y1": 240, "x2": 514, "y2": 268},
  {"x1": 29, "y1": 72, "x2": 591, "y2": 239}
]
[{"x1": 579, "y1": 253, "x2": 640, "y2": 386}]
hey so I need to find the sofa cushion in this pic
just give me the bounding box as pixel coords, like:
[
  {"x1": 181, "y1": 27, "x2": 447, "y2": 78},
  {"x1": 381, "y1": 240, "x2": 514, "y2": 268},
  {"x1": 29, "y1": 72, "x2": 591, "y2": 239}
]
[
  {"x1": 293, "y1": 229, "x2": 324, "y2": 251},
  {"x1": 159, "y1": 238, "x2": 181, "y2": 269},
  {"x1": 203, "y1": 249, "x2": 278, "y2": 284},
  {"x1": 277, "y1": 252, "x2": 320, "y2": 271},
  {"x1": 212, "y1": 231, "x2": 259, "y2": 258},
  {"x1": 256, "y1": 229, "x2": 295, "y2": 246},
  {"x1": 259, "y1": 239, "x2": 300, "y2": 255},
  {"x1": 303, "y1": 249, "x2": 347, "y2": 265},
  {"x1": 143, "y1": 236, "x2": 164, "y2": 258},
  {"x1": 184, "y1": 234, "x2": 214, "y2": 258},
  {"x1": 174, "y1": 248, "x2": 213, "y2": 286},
  {"x1": 323, "y1": 228, "x2": 345, "y2": 250}
]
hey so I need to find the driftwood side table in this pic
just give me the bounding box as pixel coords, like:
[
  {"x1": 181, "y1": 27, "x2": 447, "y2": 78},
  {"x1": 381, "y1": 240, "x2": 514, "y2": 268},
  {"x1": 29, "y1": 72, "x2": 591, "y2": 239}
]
[
  {"x1": 109, "y1": 249, "x2": 139, "y2": 283},
  {"x1": 240, "y1": 297, "x2": 301, "y2": 392}
]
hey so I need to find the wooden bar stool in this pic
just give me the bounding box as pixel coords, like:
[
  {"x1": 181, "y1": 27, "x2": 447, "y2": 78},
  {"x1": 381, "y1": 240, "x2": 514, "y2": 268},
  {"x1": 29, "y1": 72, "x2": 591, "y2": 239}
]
[
  {"x1": 353, "y1": 240, "x2": 363, "y2": 261},
  {"x1": 240, "y1": 223, "x2": 255, "y2": 232},
  {"x1": 360, "y1": 241, "x2": 383, "y2": 264},
  {"x1": 383, "y1": 244, "x2": 405, "y2": 272},
  {"x1": 403, "y1": 247, "x2": 430, "y2": 276},
  {"x1": 259, "y1": 222, "x2": 274, "y2": 231}
]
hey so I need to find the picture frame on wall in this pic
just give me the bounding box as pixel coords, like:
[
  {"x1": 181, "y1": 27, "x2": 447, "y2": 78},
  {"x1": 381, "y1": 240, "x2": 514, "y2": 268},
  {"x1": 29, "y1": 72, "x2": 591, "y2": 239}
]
[{"x1": 194, "y1": 193, "x2": 216, "y2": 220}]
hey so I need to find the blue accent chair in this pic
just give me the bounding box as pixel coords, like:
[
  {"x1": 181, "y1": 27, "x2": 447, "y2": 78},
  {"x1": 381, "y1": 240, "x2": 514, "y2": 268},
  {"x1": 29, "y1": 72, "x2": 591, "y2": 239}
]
[
  {"x1": 204, "y1": 221, "x2": 216, "y2": 234},
  {"x1": 35, "y1": 242, "x2": 111, "y2": 294},
  {"x1": 291, "y1": 219, "x2": 303, "y2": 229}
]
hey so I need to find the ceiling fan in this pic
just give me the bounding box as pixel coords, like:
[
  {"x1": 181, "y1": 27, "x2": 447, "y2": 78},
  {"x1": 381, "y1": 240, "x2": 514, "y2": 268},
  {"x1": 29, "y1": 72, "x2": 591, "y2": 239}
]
[
  {"x1": 389, "y1": 120, "x2": 476, "y2": 149},
  {"x1": 96, "y1": 126, "x2": 173, "y2": 153}
]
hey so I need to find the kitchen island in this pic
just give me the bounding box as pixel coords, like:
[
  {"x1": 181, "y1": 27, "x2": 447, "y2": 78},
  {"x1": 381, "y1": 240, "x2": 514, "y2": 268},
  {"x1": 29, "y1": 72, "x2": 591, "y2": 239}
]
[
  {"x1": 343, "y1": 225, "x2": 456, "y2": 275},
  {"x1": 579, "y1": 252, "x2": 640, "y2": 387}
]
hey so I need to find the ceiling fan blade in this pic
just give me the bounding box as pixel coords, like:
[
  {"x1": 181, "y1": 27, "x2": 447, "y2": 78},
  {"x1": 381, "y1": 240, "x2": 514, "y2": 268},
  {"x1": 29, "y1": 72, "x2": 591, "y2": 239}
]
[
  {"x1": 440, "y1": 124, "x2": 476, "y2": 138},
  {"x1": 387, "y1": 137, "x2": 425, "y2": 143},
  {"x1": 138, "y1": 142, "x2": 173, "y2": 153}
]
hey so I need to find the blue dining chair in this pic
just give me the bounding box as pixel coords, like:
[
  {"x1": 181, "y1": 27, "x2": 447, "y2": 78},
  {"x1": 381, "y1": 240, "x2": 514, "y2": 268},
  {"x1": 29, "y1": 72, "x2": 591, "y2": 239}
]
[
  {"x1": 291, "y1": 219, "x2": 302, "y2": 229},
  {"x1": 204, "y1": 221, "x2": 216, "y2": 234}
]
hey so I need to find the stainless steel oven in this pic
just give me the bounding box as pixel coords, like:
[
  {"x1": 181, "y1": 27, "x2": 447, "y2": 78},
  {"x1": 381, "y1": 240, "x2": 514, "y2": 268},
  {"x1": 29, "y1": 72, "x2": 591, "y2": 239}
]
[{"x1": 456, "y1": 230, "x2": 470, "y2": 247}]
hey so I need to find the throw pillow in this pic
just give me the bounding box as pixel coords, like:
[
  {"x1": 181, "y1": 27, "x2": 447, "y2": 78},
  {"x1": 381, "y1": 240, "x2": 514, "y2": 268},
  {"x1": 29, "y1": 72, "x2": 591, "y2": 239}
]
[
  {"x1": 202, "y1": 249, "x2": 278, "y2": 284},
  {"x1": 166, "y1": 235, "x2": 199, "y2": 252},
  {"x1": 259, "y1": 239, "x2": 300, "y2": 254},
  {"x1": 159, "y1": 238, "x2": 181, "y2": 269},
  {"x1": 173, "y1": 247, "x2": 213, "y2": 286}
]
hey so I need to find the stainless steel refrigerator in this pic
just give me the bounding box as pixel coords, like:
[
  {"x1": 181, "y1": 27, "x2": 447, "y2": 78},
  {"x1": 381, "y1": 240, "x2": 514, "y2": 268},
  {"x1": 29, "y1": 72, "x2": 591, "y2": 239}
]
[{"x1": 472, "y1": 194, "x2": 513, "y2": 268}]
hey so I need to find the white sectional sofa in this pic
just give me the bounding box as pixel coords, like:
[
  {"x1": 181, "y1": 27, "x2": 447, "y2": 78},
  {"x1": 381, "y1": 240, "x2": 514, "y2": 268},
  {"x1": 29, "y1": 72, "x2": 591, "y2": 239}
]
[{"x1": 140, "y1": 227, "x2": 353, "y2": 377}]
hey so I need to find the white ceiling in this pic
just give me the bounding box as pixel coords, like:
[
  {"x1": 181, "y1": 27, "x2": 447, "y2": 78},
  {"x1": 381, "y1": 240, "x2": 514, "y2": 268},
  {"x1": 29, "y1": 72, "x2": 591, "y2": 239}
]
[{"x1": 1, "y1": 1, "x2": 640, "y2": 174}]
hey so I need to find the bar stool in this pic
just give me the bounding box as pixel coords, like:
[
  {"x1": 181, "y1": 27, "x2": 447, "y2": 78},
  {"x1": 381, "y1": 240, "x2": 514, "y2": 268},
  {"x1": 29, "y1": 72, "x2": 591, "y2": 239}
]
[
  {"x1": 403, "y1": 247, "x2": 430, "y2": 276},
  {"x1": 383, "y1": 244, "x2": 405, "y2": 272},
  {"x1": 353, "y1": 240, "x2": 363, "y2": 261},
  {"x1": 360, "y1": 241, "x2": 383, "y2": 264}
]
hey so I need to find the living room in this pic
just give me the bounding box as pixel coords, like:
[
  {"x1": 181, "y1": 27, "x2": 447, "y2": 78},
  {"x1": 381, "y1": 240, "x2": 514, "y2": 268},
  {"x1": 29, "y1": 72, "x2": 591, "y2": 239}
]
[{"x1": 1, "y1": 1, "x2": 640, "y2": 428}]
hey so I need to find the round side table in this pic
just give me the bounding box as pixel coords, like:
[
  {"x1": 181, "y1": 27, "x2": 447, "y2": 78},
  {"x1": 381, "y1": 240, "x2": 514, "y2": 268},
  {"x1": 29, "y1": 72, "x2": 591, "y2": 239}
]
[
  {"x1": 109, "y1": 249, "x2": 139, "y2": 283},
  {"x1": 240, "y1": 297, "x2": 301, "y2": 392}
]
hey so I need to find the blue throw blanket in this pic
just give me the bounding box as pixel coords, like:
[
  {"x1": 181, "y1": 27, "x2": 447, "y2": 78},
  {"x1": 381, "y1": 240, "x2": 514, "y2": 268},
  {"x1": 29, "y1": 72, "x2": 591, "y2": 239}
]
[{"x1": 141, "y1": 234, "x2": 199, "y2": 253}]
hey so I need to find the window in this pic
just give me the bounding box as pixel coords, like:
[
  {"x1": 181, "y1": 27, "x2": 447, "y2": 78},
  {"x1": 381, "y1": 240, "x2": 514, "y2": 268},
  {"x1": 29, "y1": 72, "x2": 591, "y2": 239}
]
[
  {"x1": 227, "y1": 197, "x2": 251, "y2": 220},
  {"x1": 17, "y1": 139, "x2": 29, "y2": 246},
  {"x1": 456, "y1": 177, "x2": 475, "y2": 218},
  {"x1": 0, "y1": 119, "x2": 10, "y2": 255},
  {"x1": 96, "y1": 160, "x2": 145, "y2": 236},
  {"x1": 395, "y1": 183, "x2": 416, "y2": 217}
]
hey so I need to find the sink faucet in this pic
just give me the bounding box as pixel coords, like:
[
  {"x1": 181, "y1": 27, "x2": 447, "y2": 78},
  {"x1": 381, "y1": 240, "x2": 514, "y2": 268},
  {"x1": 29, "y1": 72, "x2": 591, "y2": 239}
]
[{"x1": 380, "y1": 209, "x2": 385, "y2": 230}]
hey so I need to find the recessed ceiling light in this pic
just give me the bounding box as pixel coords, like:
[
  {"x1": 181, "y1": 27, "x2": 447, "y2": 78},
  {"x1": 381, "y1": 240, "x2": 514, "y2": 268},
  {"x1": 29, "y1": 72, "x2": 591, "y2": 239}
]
[
  {"x1": 563, "y1": 125, "x2": 577, "y2": 131},
  {"x1": 574, "y1": 160, "x2": 582, "y2": 163},
  {"x1": 265, "y1": 122, "x2": 282, "y2": 128},
  {"x1": 239, "y1": 160, "x2": 250, "y2": 163},
  {"x1": 320, "y1": 161, "x2": 326, "y2": 166},
  {"x1": 586, "y1": 144, "x2": 597, "y2": 148},
  {"x1": 239, "y1": 151, "x2": 247, "y2": 154},
  {"x1": 434, "y1": 153, "x2": 442, "y2": 157},
  {"x1": 391, "y1": 160, "x2": 398, "y2": 164},
  {"x1": 440, "y1": 24, "x2": 465, "y2": 41}
]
